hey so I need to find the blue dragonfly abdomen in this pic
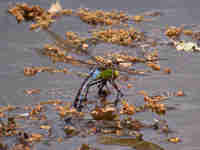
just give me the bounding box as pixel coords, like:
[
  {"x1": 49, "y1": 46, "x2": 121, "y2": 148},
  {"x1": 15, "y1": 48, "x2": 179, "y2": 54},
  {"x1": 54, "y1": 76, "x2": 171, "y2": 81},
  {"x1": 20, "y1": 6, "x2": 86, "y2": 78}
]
[
  {"x1": 78, "y1": 68, "x2": 101, "y2": 101},
  {"x1": 91, "y1": 68, "x2": 101, "y2": 79}
]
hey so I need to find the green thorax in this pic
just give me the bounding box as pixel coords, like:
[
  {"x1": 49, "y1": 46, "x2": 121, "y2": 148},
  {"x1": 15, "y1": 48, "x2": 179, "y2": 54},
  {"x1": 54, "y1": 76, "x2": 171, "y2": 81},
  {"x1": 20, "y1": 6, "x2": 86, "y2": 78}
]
[{"x1": 97, "y1": 68, "x2": 119, "y2": 80}]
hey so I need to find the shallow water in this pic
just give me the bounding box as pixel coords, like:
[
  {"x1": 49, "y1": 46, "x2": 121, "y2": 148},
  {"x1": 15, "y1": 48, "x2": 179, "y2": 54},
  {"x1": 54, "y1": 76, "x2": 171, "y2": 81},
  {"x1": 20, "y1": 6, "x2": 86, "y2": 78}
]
[{"x1": 2, "y1": 0, "x2": 200, "y2": 149}]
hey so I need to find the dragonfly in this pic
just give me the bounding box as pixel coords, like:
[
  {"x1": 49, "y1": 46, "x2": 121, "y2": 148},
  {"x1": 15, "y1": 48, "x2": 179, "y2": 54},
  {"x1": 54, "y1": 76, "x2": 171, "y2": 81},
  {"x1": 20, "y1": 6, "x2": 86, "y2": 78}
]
[
  {"x1": 44, "y1": 28, "x2": 150, "y2": 111},
  {"x1": 73, "y1": 60, "x2": 125, "y2": 111}
]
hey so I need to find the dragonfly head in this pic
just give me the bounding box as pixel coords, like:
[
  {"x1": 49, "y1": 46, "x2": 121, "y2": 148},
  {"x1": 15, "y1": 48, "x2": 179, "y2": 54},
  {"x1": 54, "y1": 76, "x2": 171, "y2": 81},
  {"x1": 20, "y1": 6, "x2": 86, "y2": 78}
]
[{"x1": 113, "y1": 70, "x2": 119, "y2": 78}]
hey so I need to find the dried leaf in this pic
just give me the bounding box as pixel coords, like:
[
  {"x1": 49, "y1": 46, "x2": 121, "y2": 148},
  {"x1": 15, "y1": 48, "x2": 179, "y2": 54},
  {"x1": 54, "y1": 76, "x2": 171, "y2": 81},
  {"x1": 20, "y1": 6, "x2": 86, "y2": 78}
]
[
  {"x1": 29, "y1": 133, "x2": 43, "y2": 142},
  {"x1": 133, "y1": 15, "x2": 144, "y2": 22},
  {"x1": 175, "y1": 90, "x2": 185, "y2": 96},
  {"x1": 57, "y1": 137, "x2": 63, "y2": 143},
  {"x1": 183, "y1": 29, "x2": 193, "y2": 36},
  {"x1": 165, "y1": 26, "x2": 182, "y2": 37},
  {"x1": 24, "y1": 89, "x2": 41, "y2": 95},
  {"x1": 168, "y1": 137, "x2": 181, "y2": 143},
  {"x1": 90, "y1": 106, "x2": 117, "y2": 121},
  {"x1": 127, "y1": 83, "x2": 133, "y2": 89},
  {"x1": 48, "y1": 0, "x2": 62, "y2": 14},
  {"x1": 40, "y1": 125, "x2": 51, "y2": 130},
  {"x1": 120, "y1": 100, "x2": 135, "y2": 115},
  {"x1": 138, "y1": 90, "x2": 148, "y2": 96},
  {"x1": 24, "y1": 67, "x2": 38, "y2": 76},
  {"x1": 147, "y1": 63, "x2": 160, "y2": 71},
  {"x1": 61, "y1": 9, "x2": 73, "y2": 15},
  {"x1": 163, "y1": 68, "x2": 171, "y2": 74}
]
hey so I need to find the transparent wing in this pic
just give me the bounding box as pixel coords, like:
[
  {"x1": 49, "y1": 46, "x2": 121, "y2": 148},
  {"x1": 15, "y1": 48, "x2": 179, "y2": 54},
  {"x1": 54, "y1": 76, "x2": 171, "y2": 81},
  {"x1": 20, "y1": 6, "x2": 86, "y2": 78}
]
[
  {"x1": 44, "y1": 28, "x2": 149, "y2": 75},
  {"x1": 44, "y1": 28, "x2": 105, "y2": 66}
]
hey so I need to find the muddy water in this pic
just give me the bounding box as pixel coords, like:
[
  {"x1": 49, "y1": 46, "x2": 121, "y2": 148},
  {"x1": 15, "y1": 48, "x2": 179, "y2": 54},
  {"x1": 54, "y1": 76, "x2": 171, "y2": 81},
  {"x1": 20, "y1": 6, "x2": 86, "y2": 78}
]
[{"x1": 2, "y1": 0, "x2": 200, "y2": 149}]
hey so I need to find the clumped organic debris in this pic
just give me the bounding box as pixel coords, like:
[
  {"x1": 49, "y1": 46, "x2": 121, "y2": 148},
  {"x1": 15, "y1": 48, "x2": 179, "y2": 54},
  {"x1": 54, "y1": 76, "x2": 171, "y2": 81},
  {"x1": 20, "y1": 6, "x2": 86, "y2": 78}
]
[
  {"x1": 8, "y1": 3, "x2": 56, "y2": 30},
  {"x1": 75, "y1": 8, "x2": 161, "y2": 26},
  {"x1": 183, "y1": 29, "x2": 193, "y2": 36},
  {"x1": 8, "y1": 3, "x2": 45, "y2": 23},
  {"x1": 92, "y1": 27, "x2": 145, "y2": 46},
  {"x1": 0, "y1": 89, "x2": 182, "y2": 149},
  {"x1": 76, "y1": 8, "x2": 129, "y2": 25},
  {"x1": 24, "y1": 66, "x2": 68, "y2": 76},
  {"x1": 168, "y1": 137, "x2": 181, "y2": 143},
  {"x1": 165, "y1": 26, "x2": 183, "y2": 38},
  {"x1": 90, "y1": 106, "x2": 118, "y2": 121},
  {"x1": 24, "y1": 89, "x2": 41, "y2": 95},
  {"x1": 106, "y1": 52, "x2": 146, "y2": 63},
  {"x1": 120, "y1": 100, "x2": 135, "y2": 115},
  {"x1": 37, "y1": 37, "x2": 160, "y2": 77},
  {"x1": 8, "y1": 1, "x2": 161, "y2": 32}
]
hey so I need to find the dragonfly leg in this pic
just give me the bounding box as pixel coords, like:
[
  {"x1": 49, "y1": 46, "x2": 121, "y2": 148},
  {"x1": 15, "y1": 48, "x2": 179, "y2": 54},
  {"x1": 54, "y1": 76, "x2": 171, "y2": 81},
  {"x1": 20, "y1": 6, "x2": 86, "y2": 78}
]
[
  {"x1": 97, "y1": 80, "x2": 108, "y2": 96},
  {"x1": 74, "y1": 79, "x2": 89, "y2": 111},
  {"x1": 75, "y1": 79, "x2": 104, "y2": 111},
  {"x1": 83, "y1": 79, "x2": 104, "y2": 101},
  {"x1": 109, "y1": 80, "x2": 124, "y2": 106},
  {"x1": 74, "y1": 67, "x2": 97, "y2": 110}
]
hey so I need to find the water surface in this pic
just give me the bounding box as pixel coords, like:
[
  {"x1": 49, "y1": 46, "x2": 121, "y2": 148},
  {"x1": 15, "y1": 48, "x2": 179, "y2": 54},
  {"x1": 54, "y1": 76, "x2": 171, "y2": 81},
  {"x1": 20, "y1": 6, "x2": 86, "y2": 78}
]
[{"x1": 2, "y1": 0, "x2": 200, "y2": 149}]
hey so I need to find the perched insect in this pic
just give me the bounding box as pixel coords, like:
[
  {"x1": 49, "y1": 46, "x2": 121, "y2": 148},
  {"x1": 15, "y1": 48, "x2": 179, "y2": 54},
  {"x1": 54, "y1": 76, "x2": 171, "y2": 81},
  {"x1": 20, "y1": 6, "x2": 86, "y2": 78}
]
[
  {"x1": 73, "y1": 60, "x2": 125, "y2": 111},
  {"x1": 44, "y1": 29, "x2": 148, "y2": 111}
]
